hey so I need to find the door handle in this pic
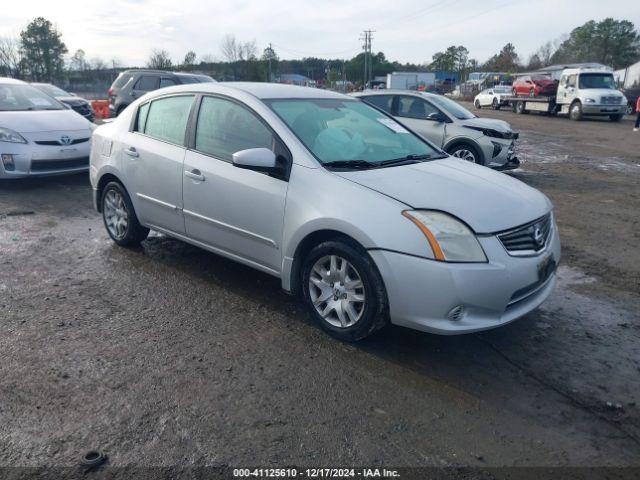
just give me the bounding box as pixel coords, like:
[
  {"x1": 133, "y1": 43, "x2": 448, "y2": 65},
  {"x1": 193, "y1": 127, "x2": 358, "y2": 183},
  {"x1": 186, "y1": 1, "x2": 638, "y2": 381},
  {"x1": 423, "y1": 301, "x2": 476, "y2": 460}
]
[
  {"x1": 185, "y1": 169, "x2": 205, "y2": 182},
  {"x1": 124, "y1": 147, "x2": 139, "y2": 158}
]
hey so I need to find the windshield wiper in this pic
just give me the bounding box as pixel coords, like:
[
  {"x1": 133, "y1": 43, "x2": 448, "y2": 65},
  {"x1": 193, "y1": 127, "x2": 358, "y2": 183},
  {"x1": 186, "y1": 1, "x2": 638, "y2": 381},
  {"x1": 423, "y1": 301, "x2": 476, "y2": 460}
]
[
  {"x1": 378, "y1": 154, "x2": 434, "y2": 166},
  {"x1": 323, "y1": 160, "x2": 376, "y2": 170}
]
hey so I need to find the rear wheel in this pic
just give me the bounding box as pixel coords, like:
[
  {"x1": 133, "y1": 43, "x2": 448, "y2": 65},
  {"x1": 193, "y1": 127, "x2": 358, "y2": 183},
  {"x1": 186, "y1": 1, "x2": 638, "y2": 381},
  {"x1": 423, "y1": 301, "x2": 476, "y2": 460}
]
[
  {"x1": 515, "y1": 101, "x2": 529, "y2": 115},
  {"x1": 569, "y1": 101, "x2": 583, "y2": 121},
  {"x1": 447, "y1": 143, "x2": 483, "y2": 164},
  {"x1": 101, "y1": 181, "x2": 149, "y2": 246},
  {"x1": 302, "y1": 240, "x2": 388, "y2": 342}
]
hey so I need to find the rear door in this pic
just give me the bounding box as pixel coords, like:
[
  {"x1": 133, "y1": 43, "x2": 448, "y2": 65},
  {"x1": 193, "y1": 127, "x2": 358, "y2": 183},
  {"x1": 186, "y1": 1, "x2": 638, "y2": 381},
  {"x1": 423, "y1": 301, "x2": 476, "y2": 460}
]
[
  {"x1": 392, "y1": 95, "x2": 446, "y2": 147},
  {"x1": 130, "y1": 75, "x2": 159, "y2": 101},
  {"x1": 182, "y1": 95, "x2": 289, "y2": 273},
  {"x1": 122, "y1": 94, "x2": 195, "y2": 234}
]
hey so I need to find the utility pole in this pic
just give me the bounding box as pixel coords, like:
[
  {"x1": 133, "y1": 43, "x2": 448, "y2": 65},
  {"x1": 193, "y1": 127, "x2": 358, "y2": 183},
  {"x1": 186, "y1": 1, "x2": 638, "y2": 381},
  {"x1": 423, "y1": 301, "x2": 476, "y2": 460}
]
[
  {"x1": 359, "y1": 30, "x2": 375, "y2": 89},
  {"x1": 267, "y1": 42, "x2": 272, "y2": 82}
]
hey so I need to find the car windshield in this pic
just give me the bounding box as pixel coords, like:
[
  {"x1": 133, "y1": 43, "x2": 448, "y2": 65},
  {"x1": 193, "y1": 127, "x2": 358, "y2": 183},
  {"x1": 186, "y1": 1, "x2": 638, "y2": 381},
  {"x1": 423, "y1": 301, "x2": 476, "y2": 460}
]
[
  {"x1": 35, "y1": 84, "x2": 70, "y2": 97},
  {"x1": 579, "y1": 73, "x2": 615, "y2": 89},
  {"x1": 267, "y1": 98, "x2": 440, "y2": 166},
  {"x1": 427, "y1": 95, "x2": 475, "y2": 120},
  {"x1": 0, "y1": 84, "x2": 65, "y2": 111}
]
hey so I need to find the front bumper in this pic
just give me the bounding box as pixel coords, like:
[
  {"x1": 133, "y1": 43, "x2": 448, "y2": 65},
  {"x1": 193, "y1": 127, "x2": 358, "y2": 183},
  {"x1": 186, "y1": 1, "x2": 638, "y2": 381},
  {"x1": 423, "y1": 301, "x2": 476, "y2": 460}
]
[
  {"x1": 0, "y1": 139, "x2": 91, "y2": 179},
  {"x1": 479, "y1": 136, "x2": 517, "y2": 169},
  {"x1": 369, "y1": 220, "x2": 561, "y2": 334},
  {"x1": 582, "y1": 104, "x2": 625, "y2": 115}
]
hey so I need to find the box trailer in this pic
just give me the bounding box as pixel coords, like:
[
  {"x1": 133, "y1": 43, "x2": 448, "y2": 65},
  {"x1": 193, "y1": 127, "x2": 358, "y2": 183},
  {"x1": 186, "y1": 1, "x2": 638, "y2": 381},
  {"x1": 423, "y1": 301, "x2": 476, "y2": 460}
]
[{"x1": 386, "y1": 72, "x2": 436, "y2": 90}]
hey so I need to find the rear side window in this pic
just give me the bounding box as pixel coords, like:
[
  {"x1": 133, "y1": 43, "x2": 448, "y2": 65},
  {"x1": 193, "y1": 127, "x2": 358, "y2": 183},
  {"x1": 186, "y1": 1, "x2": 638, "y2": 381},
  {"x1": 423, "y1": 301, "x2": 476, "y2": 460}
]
[
  {"x1": 159, "y1": 77, "x2": 177, "y2": 88},
  {"x1": 362, "y1": 95, "x2": 393, "y2": 114},
  {"x1": 134, "y1": 75, "x2": 159, "y2": 91},
  {"x1": 195, "y1": 96, "x2": 274, "y2": 161},
  {"x1": 112, "y1": 73, "x2": 133, "y2": 90},
  {"x1": 138, "y1": 95, "x2": 194, "y2": 145}
]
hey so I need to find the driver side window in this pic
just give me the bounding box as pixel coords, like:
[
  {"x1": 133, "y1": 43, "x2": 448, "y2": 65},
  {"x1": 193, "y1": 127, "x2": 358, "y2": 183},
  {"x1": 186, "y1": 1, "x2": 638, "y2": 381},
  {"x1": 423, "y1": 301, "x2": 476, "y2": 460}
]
[
  {"x1": 396, "y1": 96, "x2": 439, "y2": 120},
  {"x1": 195, "y1": 96, "x2": 275, "y2": 162}
]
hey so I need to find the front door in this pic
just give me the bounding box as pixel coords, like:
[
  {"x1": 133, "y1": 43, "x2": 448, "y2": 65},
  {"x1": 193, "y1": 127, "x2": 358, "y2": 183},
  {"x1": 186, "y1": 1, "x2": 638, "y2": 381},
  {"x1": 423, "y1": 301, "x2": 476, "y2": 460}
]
[
  {"x1": 393, "y1": 95, "x2": 446, "y2": 147},
  {"x1": 182, "y1": 95, "x2": 288, "y2": 273},
  {"x1": 123, "y1": 94, "x2": 195, "y2": 234}
]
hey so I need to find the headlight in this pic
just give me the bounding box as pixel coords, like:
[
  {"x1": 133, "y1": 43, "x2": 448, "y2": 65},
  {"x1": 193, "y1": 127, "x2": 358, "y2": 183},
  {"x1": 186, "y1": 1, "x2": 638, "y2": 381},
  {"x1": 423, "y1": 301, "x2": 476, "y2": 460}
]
[
  {"x1": 584, "y1": 98, "x2": 596, "y2": 103},
  {"x1": 0, "y1": 127, "x2": 27, "y2": 144},
  {"x1": 402, "y1": 210, "x2": 487, "y2": 262}
]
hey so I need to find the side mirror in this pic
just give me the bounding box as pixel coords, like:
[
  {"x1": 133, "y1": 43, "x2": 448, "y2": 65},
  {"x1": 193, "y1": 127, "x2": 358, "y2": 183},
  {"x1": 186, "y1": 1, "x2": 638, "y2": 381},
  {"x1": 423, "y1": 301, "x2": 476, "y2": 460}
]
[
  {"x1": 232, "y1": 147, "x2": 277, "y2": 173},
  {"x1": 427, "y1": 112, "x2": 448, "y2": 123}
]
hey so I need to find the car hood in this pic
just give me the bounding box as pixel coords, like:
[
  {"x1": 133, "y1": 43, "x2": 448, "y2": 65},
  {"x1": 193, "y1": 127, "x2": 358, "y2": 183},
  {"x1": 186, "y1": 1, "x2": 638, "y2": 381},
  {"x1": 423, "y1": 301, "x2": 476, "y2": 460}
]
[
  {"x1": 458, "y1": 117, "x2": 513, "y2": 134},
  {"x1": 334, "y1": 158, "x2": 551, "y2": 233},
  {"x1": 58, "y1": 96, "x2": 89, "y2": 106},
  {"x1": 0, "y1": 109, "x2": 93, "y2": 133}
]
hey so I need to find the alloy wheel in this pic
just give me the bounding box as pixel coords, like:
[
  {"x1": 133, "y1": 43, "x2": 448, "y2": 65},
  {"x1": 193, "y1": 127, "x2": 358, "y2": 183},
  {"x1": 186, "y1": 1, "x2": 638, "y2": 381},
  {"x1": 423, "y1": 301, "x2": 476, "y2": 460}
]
[
  {"x1": 452, "y1": 148, "x2": 477, "y2": 162},
  {"x1": 103, "y1": 188, "x2": 129, "y2": 240},
  {"x1": 308, "y1": 255, "x2": 366, "y2": 328}
]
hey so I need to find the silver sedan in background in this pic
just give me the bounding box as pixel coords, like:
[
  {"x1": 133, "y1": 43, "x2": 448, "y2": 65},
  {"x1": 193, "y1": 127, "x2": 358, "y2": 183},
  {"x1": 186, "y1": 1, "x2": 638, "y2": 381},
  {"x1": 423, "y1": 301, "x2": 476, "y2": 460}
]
[
  {"x1": 353, "y1": 90, "x2": 520, "y2": 169},
  {"x1": 90, "y1": 83, "x2": 559, "y2": 341}
]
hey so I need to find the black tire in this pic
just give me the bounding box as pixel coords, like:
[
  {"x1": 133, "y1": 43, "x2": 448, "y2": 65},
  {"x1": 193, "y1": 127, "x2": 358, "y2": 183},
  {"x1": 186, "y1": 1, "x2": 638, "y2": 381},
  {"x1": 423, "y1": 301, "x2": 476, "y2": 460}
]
[
  {"x1": 492, "y1": 98, "x2": 500, "y2": 110},
  {"x1": 301, "y1": 240, "x2": 389, "y2": 342},
  {"x1": 626, "y1": 103, "x2": 634, "y2": 115},
  {"x1": 446, "y1": 143, "x2": 483, "y2": 165},
  {"x1": 474, "y1": 100, "x2": 481, "y2": 110},
  {"x1": 609, "y1": 114, "x2": 624, "y2": 122},
  {"x1": 515, "y1": 101, "x2": 529, "y2": 115},
  {"x1": 512, "y1": 88, "x2": 517, "y2": 96},
  {"x1": 101, "y1": 181, "x2": 149, "y2": 246},
  {"x1": 569, "y1": 101, "x2": 583, "y2": 121},
  {"x1": 529, "y1": 88, "x2": 535, "y2": 97}
]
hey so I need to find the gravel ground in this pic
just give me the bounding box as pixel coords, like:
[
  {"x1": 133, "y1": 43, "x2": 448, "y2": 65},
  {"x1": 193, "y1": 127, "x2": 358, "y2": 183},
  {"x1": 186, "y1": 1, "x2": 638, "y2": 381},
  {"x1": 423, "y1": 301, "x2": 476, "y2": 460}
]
[{"x1": 0, "y1": 107, "x2": 639, "y2": 475}]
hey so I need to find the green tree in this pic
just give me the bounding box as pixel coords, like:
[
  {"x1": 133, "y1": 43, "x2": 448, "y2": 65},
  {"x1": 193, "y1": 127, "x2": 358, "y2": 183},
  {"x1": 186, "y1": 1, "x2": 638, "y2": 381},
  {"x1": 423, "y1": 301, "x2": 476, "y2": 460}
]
[
  {"x1": 183, "y1": 50, "x2": 196, "y2": 67},
  {"x1": 484, "y1": 43, "x2": 520, "y2": 72},
  {"x1": 551, "y1": 18, "x2": 640, "y2": 69},
  {"x1": 19, "y1": 17, "x2": 67, "y2": 81}
]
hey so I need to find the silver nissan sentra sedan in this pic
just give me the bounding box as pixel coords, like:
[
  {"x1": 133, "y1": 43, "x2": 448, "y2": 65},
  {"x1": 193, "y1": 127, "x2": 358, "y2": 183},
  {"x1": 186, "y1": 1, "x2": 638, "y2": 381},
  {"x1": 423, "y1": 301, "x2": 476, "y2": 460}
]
[{"x1": 89, "y1": 82, "x2": 560, "y2": 341}]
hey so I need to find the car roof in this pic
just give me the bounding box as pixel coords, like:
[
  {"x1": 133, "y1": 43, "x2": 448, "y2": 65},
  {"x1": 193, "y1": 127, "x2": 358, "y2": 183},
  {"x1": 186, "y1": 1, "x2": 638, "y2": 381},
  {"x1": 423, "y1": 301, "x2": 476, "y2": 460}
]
[
  {"x1": 352, "y1": 89, "x2": 443, "y2": 99},
  {"x1": 151, "y1": 82, "x2": 350, "y2": 100},
  {"x1": 0, "y1": 77, "x2": 27, "y2": 85}
]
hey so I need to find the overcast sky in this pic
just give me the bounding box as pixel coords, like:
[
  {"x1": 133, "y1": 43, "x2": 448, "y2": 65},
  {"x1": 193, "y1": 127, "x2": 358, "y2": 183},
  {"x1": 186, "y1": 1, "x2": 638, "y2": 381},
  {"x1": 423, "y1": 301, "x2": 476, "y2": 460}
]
[{"x1": 2, "y1": 0, "x2": 639, "y2": 67}]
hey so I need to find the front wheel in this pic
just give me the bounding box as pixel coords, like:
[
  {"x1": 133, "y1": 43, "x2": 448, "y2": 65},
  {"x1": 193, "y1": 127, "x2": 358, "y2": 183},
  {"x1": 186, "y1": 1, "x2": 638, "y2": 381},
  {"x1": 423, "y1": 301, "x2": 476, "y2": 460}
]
[
  {"x1": 474, "y1": 100, "x2": 481, "y2": 110},
  {"x1": 569, "y1": 102, "x2": 583, "y2": 121},
  {"x1": 626, "y1": 103, "x2": 634, "y2": 115},
  {"x1": 492, "y1": 98, "x2": 500, "y2": 110},
  {"x1": 102, "y1": 181, "x2": 149, "y2": 246},
  {"x1": 447, "y1": 143, "x2": 483, "y2": 164},
  {"x1": 302, "y1": 240, "x2": 388, "y2": 342}
]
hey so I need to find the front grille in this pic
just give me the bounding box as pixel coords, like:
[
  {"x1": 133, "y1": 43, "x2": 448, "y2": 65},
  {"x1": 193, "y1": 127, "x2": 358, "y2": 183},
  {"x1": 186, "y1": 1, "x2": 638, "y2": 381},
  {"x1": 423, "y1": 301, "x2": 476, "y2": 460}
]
[
  {"x1": 601, "y1": 95, "x2": 621, "y2": 105},
  {"x1": 30, "y1": 157, "x2": 89, "y2": 172},
  {"x1": 497, "y1": 214, "x2": 552, "y2": 256},
  {"x1": 35, "y1": 138, "x2": 90, "y2": 146}
]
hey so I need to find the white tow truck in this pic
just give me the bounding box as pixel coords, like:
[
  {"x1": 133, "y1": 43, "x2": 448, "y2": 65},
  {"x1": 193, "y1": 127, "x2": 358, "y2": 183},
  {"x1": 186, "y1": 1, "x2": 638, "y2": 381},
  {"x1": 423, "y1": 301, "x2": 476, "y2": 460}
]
[{"x1": 506, "y1": 68, "x2": 627, "y2": 122}]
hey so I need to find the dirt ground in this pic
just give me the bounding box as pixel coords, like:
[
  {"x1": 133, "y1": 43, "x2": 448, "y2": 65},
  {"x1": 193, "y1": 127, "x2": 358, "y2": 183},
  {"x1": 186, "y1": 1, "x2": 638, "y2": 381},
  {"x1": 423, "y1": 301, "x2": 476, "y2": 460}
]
[{"x1": 0, "y1": 106, "x2": 639, "y2": 475}]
